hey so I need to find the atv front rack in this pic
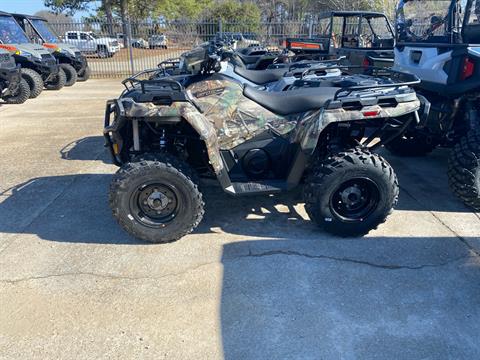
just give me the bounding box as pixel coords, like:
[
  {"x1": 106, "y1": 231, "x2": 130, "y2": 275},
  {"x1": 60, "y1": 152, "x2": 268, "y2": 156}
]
[{"x1": 122, "y1": 68, "x2": 186, "y2": 91}]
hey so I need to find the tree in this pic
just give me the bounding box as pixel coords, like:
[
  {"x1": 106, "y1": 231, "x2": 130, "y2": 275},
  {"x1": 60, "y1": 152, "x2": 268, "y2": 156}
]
[
  {"x1": 34, "y1": 10, "x2": 74, "y2": 23},
  {"x1": 207, "y1": 0, "x2": 261, "y2": 29},
  {"x1": 44, "y1": 0, "x2": 93, "y2": 14}
]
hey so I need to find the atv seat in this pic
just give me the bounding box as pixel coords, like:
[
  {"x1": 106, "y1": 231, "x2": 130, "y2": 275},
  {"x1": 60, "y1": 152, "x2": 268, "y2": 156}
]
[
  {"x1": 234, "y1": 66, "x2": 286, "y2": 85},
  {"x1": 243, "y1": 85, "x2": 339, "y2": 116}
]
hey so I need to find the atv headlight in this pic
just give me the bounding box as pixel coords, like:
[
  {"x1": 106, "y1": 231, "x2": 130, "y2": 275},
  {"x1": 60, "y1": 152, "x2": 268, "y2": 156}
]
[
  {"x1": 57, "y1": 48, "x2": 75, "y2": 57},
  {"x1": 16, "y1": 50, "x2": 34, "y2": 59}
]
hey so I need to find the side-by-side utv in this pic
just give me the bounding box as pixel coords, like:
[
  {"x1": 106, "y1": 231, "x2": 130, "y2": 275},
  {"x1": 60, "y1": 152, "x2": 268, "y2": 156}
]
[
  {"x1": 12, "y1": 13, "x2": 90, "y2": 84},
  {"x1": 0, "y1": 11, "x2": 65, "y2": 98},
  {"x1": 286, "y1": 11, "x2": 395, "y2": 70},
  {"x1": 0, "y1": 48, "x2": 30, "y2": 103},
  {"x1": 390, "y1": 0, "x2": 480, "y2": 210}
]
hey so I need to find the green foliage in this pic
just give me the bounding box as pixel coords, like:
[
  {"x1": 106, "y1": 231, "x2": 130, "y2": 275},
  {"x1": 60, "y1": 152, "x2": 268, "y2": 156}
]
[
  {"x1": 44, "y1": 0, "x2": 395, "y2": 22},
  {"x1": 207, "y1": 0, "x2": 261, "y2": 30},
  {"x1": 148, "y1": 0, "x2": 213, "y2": 20},
  {"x1": 44, "y1": 0, "x2": 93, "y2": 15}
]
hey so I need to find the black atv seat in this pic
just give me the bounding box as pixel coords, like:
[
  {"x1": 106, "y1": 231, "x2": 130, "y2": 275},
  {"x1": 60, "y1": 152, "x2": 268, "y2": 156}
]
[
  {"x1": 243, "y1": 85, "x2": 339, "y2": 116},
  {"x1": 234, "y1": 66, "x2": 286, "y2": 85}
]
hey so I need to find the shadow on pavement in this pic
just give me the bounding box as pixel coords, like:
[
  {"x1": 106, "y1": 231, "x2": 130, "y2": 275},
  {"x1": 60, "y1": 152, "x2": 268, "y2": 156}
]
[
  {"x1": 60, "y1": 136, "x2": 110, "y2": 163},
  {"x1": 0, "y1": 164, "x2": 475, "y2": 245}
]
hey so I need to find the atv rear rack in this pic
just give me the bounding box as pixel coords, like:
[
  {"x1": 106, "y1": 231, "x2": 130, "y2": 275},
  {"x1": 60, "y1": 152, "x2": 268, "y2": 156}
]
[{"x1": 293, "y1": 66, "x2": 420, "y2": 99}]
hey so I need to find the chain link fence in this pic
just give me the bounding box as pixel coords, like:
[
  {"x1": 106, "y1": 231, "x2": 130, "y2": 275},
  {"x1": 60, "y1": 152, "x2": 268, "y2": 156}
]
[{"x1": 41, "y1": 19, "x2": 315, "y2": 78}]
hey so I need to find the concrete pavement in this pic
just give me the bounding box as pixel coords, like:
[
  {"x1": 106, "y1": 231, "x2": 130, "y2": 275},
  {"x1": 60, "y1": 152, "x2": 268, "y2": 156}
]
[{"x1": 0, "y1": 80, "x2": 479, "y2": 359}]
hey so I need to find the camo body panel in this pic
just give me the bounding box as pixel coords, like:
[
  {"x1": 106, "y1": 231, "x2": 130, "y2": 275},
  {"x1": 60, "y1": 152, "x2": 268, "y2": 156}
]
[
  {"x1": 292, "y1": 98, "x2": 421, "y2": 153},
  {"x1": 118, "y1": 79, "x2": 420, "y2": 174},
  {"x1": 120, "y1": 98, "x2": 224, "y2": 173},
  {"x1": 186, "y1": 80, "x2": 297, "y2": 149}
]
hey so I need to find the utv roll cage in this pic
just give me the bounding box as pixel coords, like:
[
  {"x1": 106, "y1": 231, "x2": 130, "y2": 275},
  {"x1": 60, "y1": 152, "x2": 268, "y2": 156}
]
[
  {"x1": 321, "y1": 11, "x2": 395, "y2": 49},
  {"x1": 11, "y1": 13, "x2": 61, "y2": 44},
  {"x1": 286, "y1": 11, "x2": 395, "y2": 54},
  {"x1": 396, "y1": 0, "x2": 480, "y2": 45}
]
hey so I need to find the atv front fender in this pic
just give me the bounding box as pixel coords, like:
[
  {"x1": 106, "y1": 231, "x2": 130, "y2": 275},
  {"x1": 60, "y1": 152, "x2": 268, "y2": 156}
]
[{"x1": 105, "y1": 98, "x2": 225, "y2": 174}]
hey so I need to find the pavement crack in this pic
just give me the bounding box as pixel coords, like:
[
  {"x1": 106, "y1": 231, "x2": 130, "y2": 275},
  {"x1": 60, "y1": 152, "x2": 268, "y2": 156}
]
[
  {"x1": 238, "y1": 249, "x2": 469, "y2": 270},
  {"x1": 400, "y1": 185, "x2": 480, "y2": 258},
  {"x1": 0, "y1": 261, "x2": 217, "y2": 285}
]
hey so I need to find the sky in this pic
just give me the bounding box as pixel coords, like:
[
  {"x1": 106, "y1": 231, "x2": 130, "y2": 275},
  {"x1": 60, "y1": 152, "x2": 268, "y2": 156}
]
[{"x1": 0, "y1": 0, "x2": 97, "y2": 19}]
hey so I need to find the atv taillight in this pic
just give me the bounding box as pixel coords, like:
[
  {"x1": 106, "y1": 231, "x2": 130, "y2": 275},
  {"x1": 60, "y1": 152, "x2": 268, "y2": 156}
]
[
  {"x1": 363, "y1": 110, "x2": 380, "y2": 117},
  {"x1": 461, "y1": 57, "x2": 475, "y2": 80},
  {"x1": 362, "y1": 57, "x2": 371, "y2": 68}
]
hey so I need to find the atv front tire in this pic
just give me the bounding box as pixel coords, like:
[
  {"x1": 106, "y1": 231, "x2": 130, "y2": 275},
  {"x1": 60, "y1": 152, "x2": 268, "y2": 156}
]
[
  {"x1": 20, "y1": 68, "x2": 43, "y2": 98},
  {"x1": 60, "y1": 63, "x2": 77, "y2": 86},
  {"x1": 77, "y1": 65, "x2": 91, "y2": 82},
  {"x1": 448, "y1": 129, "x2": 480, "y2": 210},
  {"x1": 2, "y1": 78, "x2": 30, "y2": 104},
  {"x1": 303, "y1": 148, "x2": 399, "y2": 236},
  {"x1": 385, "y1": 132, "x2": 437, "y2": 157},
  {"x1": 45, "y1": 68, "x2": 66, "y2": 90},
  {"x1": 109, "y1": 154, "x2": 204, "y2": 243}
]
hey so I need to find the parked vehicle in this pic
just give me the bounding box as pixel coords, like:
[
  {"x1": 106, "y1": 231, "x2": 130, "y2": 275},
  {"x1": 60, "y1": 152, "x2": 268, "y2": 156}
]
[
  {"x1": 104, "y1": 42, "x2": 421, "y2": 243},
  {"x1": 148, "y1": 34, "x2": 168, "y2": 49},
  {"x1": 64, "y1": 31, "x2": 120, "y2": 58},
  {"x1": 217, "y1": 32, "x2": 260, "y2": 48},
  {"x1": 144, "y1": 40, "x2": 342, "y2": 90},
  {"x1": 0, "y1": 11, "x2": 65, "y2": 97},
  {"x1": 0, "y1": 48, "x2": 30, "y2": 103},
  {"x1": 12, "y1": 13, "x2": 90, "y2": 84},
  {"x1": 231, "y1": 46, "x2": 285, "y2": 70},
  {"x1": 117, "y1": 33, "x2": 149, "y2": 49},
  {"x1": 388, "y1": 0, "x2": 480, "y2": 210},
  {"x1": 286, "y1": 11, "x2": 395, "y2": 70}
]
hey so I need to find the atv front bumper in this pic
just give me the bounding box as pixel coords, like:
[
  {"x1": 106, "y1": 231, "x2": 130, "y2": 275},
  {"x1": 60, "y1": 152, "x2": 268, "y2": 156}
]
[
  {"x1": 0, "y1": 65, "x2": 21, "y2": 95},
  {"x1": 19, "y1": 56, "x2": 60, "y2": 81},
  {"x1": 55, "y1": 52, "x2": 88, "y2": 73},
  {"x1": 104, "y1": 99, "x2": 127, "y2": 166}
]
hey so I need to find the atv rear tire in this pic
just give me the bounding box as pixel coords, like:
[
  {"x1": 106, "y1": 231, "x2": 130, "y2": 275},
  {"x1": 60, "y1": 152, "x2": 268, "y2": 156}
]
[
  {"x1": 60, "y1": 63, "x2": 77, "y2": 86},
  {"x1": 45, "y1": 68, "x2": 66, "y2": 90},
  {"x1": 20, "y1": 68, "x2": 43, "y2": 99},
  {"x1": 447, "y1": 129, "x2": 480, "y2": 210},
  {"x1": 109, "y1": 154, "x2": 204, "y2": 243},
  {"x1": 2, "y1": 78, "x2": 30, "y2": 104},
  {"x1": 385, "y1": 132, "x2": 437, "y2": 157},
  {"x1": 303, "y1": 148, "x2": 399, "y2": 236},
  {"x1": 77, "y1": 65, "x2": 91, "y2": 82}
]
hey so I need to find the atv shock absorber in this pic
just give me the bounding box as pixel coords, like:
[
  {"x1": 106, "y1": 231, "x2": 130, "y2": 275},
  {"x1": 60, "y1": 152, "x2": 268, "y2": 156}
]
[{"x1": 159, "y1": 129, "x2": 167, "y2": 151}]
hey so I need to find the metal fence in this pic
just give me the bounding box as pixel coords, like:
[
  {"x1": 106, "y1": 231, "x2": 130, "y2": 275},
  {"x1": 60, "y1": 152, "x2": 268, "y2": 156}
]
[{"x1": 40, "y1": 19, "x2": 316, "y2": 78}]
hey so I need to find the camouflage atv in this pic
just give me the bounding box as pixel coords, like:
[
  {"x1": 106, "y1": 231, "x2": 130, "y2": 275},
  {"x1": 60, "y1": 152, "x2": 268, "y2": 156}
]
[{"x1": 104, "y1": 45, "x2": 421, "y2": 243}]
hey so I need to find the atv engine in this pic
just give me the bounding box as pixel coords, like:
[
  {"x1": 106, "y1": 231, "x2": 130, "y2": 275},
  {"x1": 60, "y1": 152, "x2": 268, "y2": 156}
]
[{"x1": 221, "y1": 132, "x2": 291, "y2": 181}]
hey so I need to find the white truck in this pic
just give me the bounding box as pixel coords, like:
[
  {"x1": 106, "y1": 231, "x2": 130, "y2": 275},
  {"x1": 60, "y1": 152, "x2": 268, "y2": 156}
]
[{"x1": 64, "y1": 31, "x2": 120, "y2": 58}]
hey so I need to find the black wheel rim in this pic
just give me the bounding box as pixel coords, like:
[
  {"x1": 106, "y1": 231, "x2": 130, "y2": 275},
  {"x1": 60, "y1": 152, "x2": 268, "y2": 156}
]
[
  {"x1": 129, "y1": 183, "x2": 180, "y2": 228},
  {"x1": 330, "y1": 178, "x2": 380, "y2": 222}
]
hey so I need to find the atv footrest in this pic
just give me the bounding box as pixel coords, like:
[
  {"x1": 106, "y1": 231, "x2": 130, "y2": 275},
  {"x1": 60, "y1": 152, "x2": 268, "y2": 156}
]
[{"x1": 229, "y1": 181, "x2": 287, "y2": 195}]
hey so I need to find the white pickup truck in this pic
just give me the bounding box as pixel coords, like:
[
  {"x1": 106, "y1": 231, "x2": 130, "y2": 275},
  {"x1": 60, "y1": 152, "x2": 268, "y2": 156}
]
[{"x1": 64, "y1": 31, "x2": 120, "y2": 58}]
